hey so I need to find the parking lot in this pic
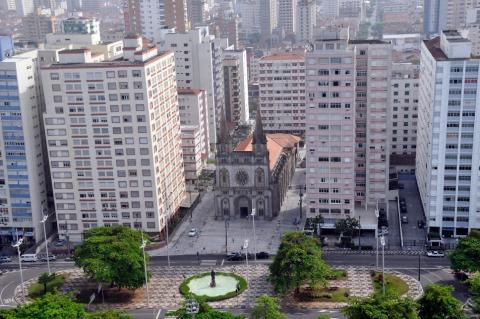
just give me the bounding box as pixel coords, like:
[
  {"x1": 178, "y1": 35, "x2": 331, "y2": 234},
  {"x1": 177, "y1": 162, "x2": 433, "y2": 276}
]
[{"x1": 398, "y1": 174, "x2": 427, "y2": 249}]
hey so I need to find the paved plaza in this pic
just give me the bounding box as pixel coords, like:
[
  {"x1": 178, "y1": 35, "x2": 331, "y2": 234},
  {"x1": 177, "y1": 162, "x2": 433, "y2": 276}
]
[{"x1": 150, "y1": 167, "x2": 307, "y2": 257}]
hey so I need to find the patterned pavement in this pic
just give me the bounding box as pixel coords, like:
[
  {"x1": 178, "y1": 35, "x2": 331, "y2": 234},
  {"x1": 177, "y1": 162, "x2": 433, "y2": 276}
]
[{"x1": 16, "y1": 265, "x2": 423, "y2": 311}]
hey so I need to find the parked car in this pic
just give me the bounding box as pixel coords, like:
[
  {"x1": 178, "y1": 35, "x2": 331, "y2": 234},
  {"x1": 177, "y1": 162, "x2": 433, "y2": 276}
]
[
  {"x1": 188, "y1": 228, "x2": 198, "y2": 237},
  {"x1": 256, "y1": 252, "x2": 269, "y2": 259},
  {"x1": 20, "y1": 254, "x2": 38, "y2": 262},
  {"x1": 400, "y1": 205, "x2": 407, "y2": 213},
  {"x1": 226, "y1": 252, "x2": 243, "y2": 261},
  {"x1": 399, "y1": 197, "x2": 406, "y2": 205},
  {"x1": 398, "y1": 183, "x2": 405, "y2": 189},
  {"x1": 426, "y1": 250, "x2": 445, "y2": 257},
  {"x1": 40, "y1": 254, "x2": 56, "y2": 262},
  {"x1": 54, "y1": 240, "x2": 66, "y2": 247},
  {"x1": 417, "y1": 220, "x2": 425, "y2": 229},
  {"x1": 0, "y1": 256, "x2": 12, "y2": 263},
  {"x1": 401, "y1": 215, "x2": 408, "y2": 224}
]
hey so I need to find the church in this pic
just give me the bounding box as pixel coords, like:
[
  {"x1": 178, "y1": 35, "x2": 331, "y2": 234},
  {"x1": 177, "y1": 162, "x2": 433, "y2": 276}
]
[{"x1": 214, "y1": 113, "x2": 301, "y2": 220}]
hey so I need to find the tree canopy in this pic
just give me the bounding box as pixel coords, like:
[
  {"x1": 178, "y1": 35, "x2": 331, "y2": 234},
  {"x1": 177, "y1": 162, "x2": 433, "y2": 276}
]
[
  {"x1": 250, "y1": 295, "x2": 286, "y2": 319},
  {"x1": 335, "y1": 217, "x2": 360, "y2": 239},
  {"x1": 418, "y1": 284, "x2": 466, "y2": 319},
  {"x1": 449, "y1": 234, "x2": 480, "y2": 272},
  {"x1": 73, "y1": 225, "x2": 149, "y2": 289},
  {"x1": 268, "y1": 231, "x2": 331, "y2": 293},
  {"x1": 342, "y1": 293, "x2": 419, "y2": 319},
  {"x1": 0, "y1": 293, "x2": 131, "y2": 319}
]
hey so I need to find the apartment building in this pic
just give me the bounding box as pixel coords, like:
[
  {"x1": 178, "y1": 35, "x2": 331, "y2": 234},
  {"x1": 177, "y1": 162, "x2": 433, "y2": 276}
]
[
  {"x1": 258, "y1": 52, "x2": 305, "y2": 135},
  {"x1": 21, "y1": 9, "x2": 57, "y2": 43},
  {"x1": 278, "y1": 0, "x2": 297, "y2": 35},
  {"x1": 297, "y1": 0, "x2": 316, "y2": 42},
  {"x1": 259, "y1": 0, "x2": 278, "y2": 42},
  {"x1": 41, "y1": 35, "x2": 186, "y2": 242},
  {"x1": 187, "y1": 0, "x2": 207, "y2": 27},
  {"x1": 417, "y1": 30, "x2": 480, "y2": 237},
  {"x1": 223, "y1": 49, "x2": 249, "y2": 127},
  {"x1": 161, "y1": 27, "x2": 229, "y2": 149},
  {"x1": 390, "y1": 63, "x2": 419, "y2": 156},
  {"x1": 305, "y1": 28, "x2": 392, "y2": 229},
  {"x1": 0, "y1": 39, "x2": 48, "y2": 245}
]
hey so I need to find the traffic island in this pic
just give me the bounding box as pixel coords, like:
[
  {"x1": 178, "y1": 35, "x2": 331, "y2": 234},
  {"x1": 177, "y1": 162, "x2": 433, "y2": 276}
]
[{"x1": 179, "y1": 272, "x2": 247, "y2": 302}]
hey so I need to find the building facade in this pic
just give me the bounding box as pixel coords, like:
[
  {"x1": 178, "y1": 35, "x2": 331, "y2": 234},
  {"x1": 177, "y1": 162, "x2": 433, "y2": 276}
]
[
  {"x1": 416, "y1": 30, "x2": 480, "y2": 237},
  {"x1": 258, "y1": 52, "x2": 305, "y2": 135},
  {"x1": 297, "y1": 0, "x2": 316, "y2": 42},
  {"x1": 214, "y1": 114, "x2": 299, "y2": 220},
  {"x1": 0, "y1": 47, "x2": 48, "y2": 245},
  {"x1": 223, "y1": 49, "x2": 249, "y2": 127},
  {"x1": 41, "y1": 36, "x2": 186, "y2": 242},
  {"x1": 278, "y1": 0, "x2": 296, "y2": 35},
  {"x1": 21, "y1": 9, "x2": 56, "y2": 43},
  {"x1": 390, "y1": 62, "x2": 419, "y2": 156}
]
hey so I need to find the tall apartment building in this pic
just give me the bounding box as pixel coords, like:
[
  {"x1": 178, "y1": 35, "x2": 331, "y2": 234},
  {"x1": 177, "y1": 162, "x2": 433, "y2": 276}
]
[
  {"x1": 21, "y1": 9, "x2": 57, "y2": 43},
  {"x1": 259, "y1": 0, "x2": 277, "y2": 42},
  {"x1": 161, "y1": 27, "x2": 229, "y2": 149},
  {"x1": 61, "y1": 16, "x2": 99, "y2": 34},
  {"x1": 390, "y1": 63, "x2": 419, "y2": 156},
  {"x1": 178, "y1": 89, "x2": 209, "y2": 183},
  {"x1": 321, "y1": 0, "x2": 338, "y2": 17},
  {"x1": 338, "y1": 0, "x2": 361, "y2": 18},
  {"x1": 236, "y1": 0, "x2": 261, "y2": 39},
  {"x1": 164, "y1": 0, "x2": 189, "y2": 33},
  {"x1": 278, "y1": 0, "x2": 297, "y2": 35},
  {"x1": 123, "y1": 0, "x2": 142, "y2": 34},
  {"x1": 41, "y1": 36, "x2": 186, "y2": 242},
  {"x1": 0, "y1": 42, "x2": 48, "y2": 245},
  {"x1": 297, "y1": 0, "x2": 316, "y2": 42},
  {"x1": 15, "y1": 0, "x2": 34, "y2": 16},
  {"x1": 223, "y1": 49, "x2": 249, "y2": 126},
  {"x1": 305, "y1": 28, "x2": 392, "y2": 228},
  {"x1": 444, "y1": 0, "x2": 480, "y2": 55},
  {"x1": 187, "y1": 0, "x2": 207, "y2": 27},
  {"x1": 416, "y1": 30, "x2": 480, "y2": 237},
  {"x1": 423, "y1": 0, "x2": 447, "y2": 38},
  {"x1": 258, "y1": 52, "x2": 305, "y2": 135}
]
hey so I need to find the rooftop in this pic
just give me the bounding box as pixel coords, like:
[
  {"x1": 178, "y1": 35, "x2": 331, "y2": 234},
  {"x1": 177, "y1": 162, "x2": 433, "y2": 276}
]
[
  {"x1": 178, "y1": 88, "x2": 204, "y2": 95},
  {"x1": 423, "y1": 37, "x2": 477, "y2": 61},
  {"x1": 235, "y1": 133, "x2": 301, "y2": 170},
  {"x1": 260, "y1": 52, "x2": 305, "y2": 61}
]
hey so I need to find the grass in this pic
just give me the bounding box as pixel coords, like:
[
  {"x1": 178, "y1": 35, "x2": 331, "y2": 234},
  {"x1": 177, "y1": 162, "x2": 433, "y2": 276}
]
[
  {"x1": 372, "y1": 273, "x2": 409, "y2": 296},
  {"x1": 179, "y1": 272, "x2": 247, "y2": 302},
  {"x1": 327, "y1": 269, "x2": 347, "y2": 280},
  {"x1": 297, "y1": 287, "x2": 350, "y2": 302},
  {"x1": 28, "y1": 275, "x2": 65, "y2": 298}
]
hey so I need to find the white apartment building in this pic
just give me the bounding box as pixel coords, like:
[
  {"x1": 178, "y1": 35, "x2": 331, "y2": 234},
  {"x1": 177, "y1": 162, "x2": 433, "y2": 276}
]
[
  {"x1": 297, "y1": 0, "x2": 316, "y2": 42},
  {"x1": 41, "y1": 35, "x2": 186, "y2": 242},
  {"x1": 305, "y1": 28, "x2": 392, "y2": 229},
  {"x1": 161, "y1": 27, "x2": 229, "y2": 150},
  {"x1": 258, "y1": 52, "x2": 305, "y2": 135},
  {"x1": 417, "y1": 30, "x2": 480, "y2": 237},
  {"x1": 223, "y1": 49, "x2": 249, "y2": 126},
  {"x1": 0, "y1": 48, "x2": 48, "y2": 245},
  {"x1": 278, "y1": 0, "x2": 297, "y2": 35},
  {"x1": 15, "y1": 0, "x2": 34, "y2": 16},
  {"x1": 390, "y1": 63, "x2": 419, "y2": 156},
  {"x1": 181, "y1": 126, "x2": 206, "y2": 183}
]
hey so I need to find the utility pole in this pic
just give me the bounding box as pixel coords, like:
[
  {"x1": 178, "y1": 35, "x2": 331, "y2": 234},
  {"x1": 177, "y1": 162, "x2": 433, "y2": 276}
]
[
  {"x1": 374, "y1": 204, "x2": 379, "y2": 269},
  {"x1": 40, "y1": 211, "x2": 51, "y2": 275},
  {"x1": 418, "y1": 254, "x2": 421, "y2": 282},
  {"x1": 224, "y1": 218, "x2": 229, "y2": 254},
  {"x1": 12, "y1": 237, "x2": 25, "y2": 302},
  {"x1": 380, "y1": 235, "x2": 386, "y2": 295},
  {"x1": 358, "y1": 215, "x2": 361, "y2": 250},
  {"x1": 297, "y1": 185, "x2": 304, "y2": 220}
]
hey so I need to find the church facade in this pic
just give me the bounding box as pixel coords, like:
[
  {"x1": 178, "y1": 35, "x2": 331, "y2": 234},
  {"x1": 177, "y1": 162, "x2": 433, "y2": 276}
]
[{"x1": 214, "y1": 114, "x2": 300, "y2": 220}]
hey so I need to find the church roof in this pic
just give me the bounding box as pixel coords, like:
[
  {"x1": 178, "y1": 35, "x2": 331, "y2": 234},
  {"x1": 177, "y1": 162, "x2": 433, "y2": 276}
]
[
  {"x1": 252, "y1": 111, "x2": 267, "y2": 145},
  {"x1": 235, "y1": 133, "x2": 301, "y2": 170}
]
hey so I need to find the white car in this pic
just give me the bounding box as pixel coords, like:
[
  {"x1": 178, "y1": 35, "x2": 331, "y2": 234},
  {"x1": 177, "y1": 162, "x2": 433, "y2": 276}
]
[
  {"x1": 40, "y1": 254, "x2": 56, "y2": 262},
  {"x1": 188, "y1": 228, "x2": 198, "y2": 237},
  {"x1": 0, "y1": 256, "x2": 12, "y2": 263},
  {"x1": 20, "y1": 254, "x2": 38, "y2": 262},
  {"x1": 426, "y1": 250, "x2": 445, "y2": 257}
]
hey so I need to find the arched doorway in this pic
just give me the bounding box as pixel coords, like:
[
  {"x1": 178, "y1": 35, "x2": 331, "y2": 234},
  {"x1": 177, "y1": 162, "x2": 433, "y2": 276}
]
[{"x1": 234, "y1": 196, "x2": 251, "y2": 218}]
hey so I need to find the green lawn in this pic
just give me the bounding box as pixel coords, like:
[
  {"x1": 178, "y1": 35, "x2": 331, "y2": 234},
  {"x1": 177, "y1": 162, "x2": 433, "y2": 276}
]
[
  {"x1": 372, "y1": 273, "x2": 409, "y2": 296},
  {"x1": 28, "y1": 275, "x2": 65, "y2": 298}
]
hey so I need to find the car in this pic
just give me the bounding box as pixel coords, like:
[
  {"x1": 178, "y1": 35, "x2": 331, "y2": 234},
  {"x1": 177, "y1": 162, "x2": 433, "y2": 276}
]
[
  {"x1": 188, "y1": 228, "x2": 198, "y2": 237},
  {"x1": 417, "y1": 220, "x2": 425, "y2": 229},
  {"x1": 401, "y1": 216, "x2": 408, "y2": 224},
  {"x1": 54, "y1": 239, "x2": 66, "y2": 247},
  {"x1": 400, "y1": 205, "x2": 407, "y2": 213},
  {"x1": 426, "y1": 250, "x2": 445, "y2": 257},
  {"x1": 398, "y1": 183, "x2": 405, "y2": 189},
  {"x1": 40, "y1": 254, "x2": 56, "y2": 262},
  {"x1": 226, "y1": 252, "x2": 243, "y2": 261},
  {"x1": 256, "y1": 252, "x2": 269, "y2": 259},
  {"x1": 0, "y1": 256, "x2": 12, "y2": 263},
  {"x1": 399, "y1": 198, "x2": 406, "y2": 205},
  {"x1": 20, "y1": 254, "x2": 38, "y2": 262}
]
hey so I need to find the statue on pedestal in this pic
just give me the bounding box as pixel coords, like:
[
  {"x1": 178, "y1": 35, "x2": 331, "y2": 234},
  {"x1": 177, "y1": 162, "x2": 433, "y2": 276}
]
[{"x1": 210, "y1": 269, "x2": 216, "y2": 287}]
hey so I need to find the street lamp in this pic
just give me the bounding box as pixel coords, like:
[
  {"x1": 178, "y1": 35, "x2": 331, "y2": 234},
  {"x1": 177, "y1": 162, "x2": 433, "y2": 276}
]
[
  {"x1": 40, "y1": 212, "x2": 51, "y2": 275},
  {"x1": 242, "y1": 239, "x2": 249, "y2": 291},
  {"x1": 12, "y1": 237, "x2": 25, "y2": 302},
  {"x1": 140, "y1": 234, "x2": 150, "y2": 308},
  {"x1": 380, "y1": 235, "x2": 386, "y2": 295},
  {"x1": 374, "y1": 203, "x2": 379, "y2": 269},
  {"x1": 251, "y1": 209, "x2": 257, "y2": 261},
  {"x1": 224, "y1": 218, "x2": 229, "y2": 254}
]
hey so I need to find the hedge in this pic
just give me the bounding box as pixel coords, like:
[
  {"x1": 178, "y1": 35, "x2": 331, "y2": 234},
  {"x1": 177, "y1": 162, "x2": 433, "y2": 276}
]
[{"x1": 179, "y1": 272, "x2": 247, "y2": 302}]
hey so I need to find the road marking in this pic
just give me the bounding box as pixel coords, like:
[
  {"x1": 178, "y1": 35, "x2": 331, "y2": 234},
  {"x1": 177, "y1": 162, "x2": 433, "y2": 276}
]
[
  {"x1": 0, "y1": 281, "x2": 13, "y2": 305},
  {"x1": 200, "y1": 260, "x2": 217, "y2": 266},
  {"x1": 221, "y1": 259, "x2": 224, "y2": 266},
  {"x1": 155, "y1": 309, "x2": 162, "y2": 319}
]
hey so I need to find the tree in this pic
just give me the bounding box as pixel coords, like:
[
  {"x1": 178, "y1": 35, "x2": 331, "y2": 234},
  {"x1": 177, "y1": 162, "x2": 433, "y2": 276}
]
[
  {"x1": 449, "y1": 235, "x2": 480, "y2": 272},
  {"x1": 418, "y1": 284, "x2": 466, "y2": 319},
  {"x1": 268, "y1": 231, "x2": 331, "y2": 293},
  {"x1": 250, "y1": 295, "x2": 286, "y2": 319},
  {"x1": 73, "y1": 225, "x2": 149, "y2": 289},
  {"x1": 335, "y1": 217, "x2": 360, "y2": 246},
  {"x1": 38, "y1": 272, "x2": 57, "y2": 295},
  {"x1": 169, "y1": 296, "x2": 244, "y2": 319},
  {"x1": 342, "y1": 293, "x2": 419, "y2": 319}
]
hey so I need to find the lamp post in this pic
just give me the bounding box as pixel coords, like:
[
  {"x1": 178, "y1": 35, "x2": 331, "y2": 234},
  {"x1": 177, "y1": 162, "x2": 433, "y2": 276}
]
[
  {"x1": 380, "y1": 235, "x2": 386, "y2": 295},
  {"x1": 242, "y1": 239, "x2": 249, "y2": 292},
  {"x1": 40, "y1": 212, "x2": 51, "y2": 275},
  {"x1": 166, "y1": 216, "x2": 170, "y2": 267},
  {"x1": 224, "y1": 218, "x2": 229, "y2": 254},
  {"x1": 140, "y1": 234, "x2": 150, "y2": 308},
  {"x1": 374, "y1": 202, "x2": 379, "y2": 269},
  {"x1": 12, "y1": 237, "x2": 25, "y2": 302},
  {"x1": 418, "y1": 253, "x2": 421, "y2": 282},
  {"x1": 251, "y1": 209, "x2": 257, "y2": 261}
]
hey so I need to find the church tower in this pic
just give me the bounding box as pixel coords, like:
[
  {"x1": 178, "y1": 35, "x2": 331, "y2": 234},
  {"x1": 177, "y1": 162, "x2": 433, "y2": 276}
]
[
  {"x1": 216, "y1": 110, "x2": 230, "y2": 156},
  {"x1": 252, "y1": 111, "x2": 268, "y2": 158}
]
